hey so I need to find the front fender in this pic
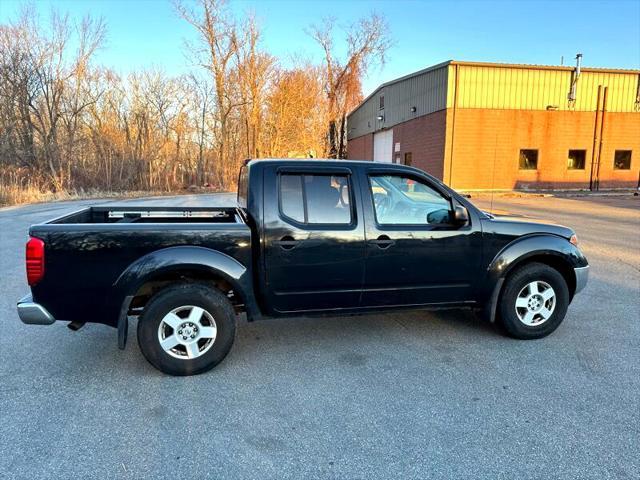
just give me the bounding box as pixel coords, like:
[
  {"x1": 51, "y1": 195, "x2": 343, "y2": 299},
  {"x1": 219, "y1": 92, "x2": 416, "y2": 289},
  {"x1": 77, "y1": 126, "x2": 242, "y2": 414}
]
[
  {"x1": 488, "y1": 234, "x2": 587, "y2": 283},
  {"x1": 481, "y1": 234, "x2": 588, "y2": 321},
  {"x1": 113, "y1": 246, "x2": 258, "y2": 348}
]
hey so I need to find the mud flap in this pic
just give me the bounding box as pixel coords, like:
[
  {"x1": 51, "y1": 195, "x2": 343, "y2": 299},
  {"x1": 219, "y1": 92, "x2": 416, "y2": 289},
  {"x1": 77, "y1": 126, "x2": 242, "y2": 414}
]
[
  {"x1": 117, "y1": 295, "x2": 133, "y2": 350},
  {"x1": 483, "y1": 278, "x2": 504, "y2": 323}
]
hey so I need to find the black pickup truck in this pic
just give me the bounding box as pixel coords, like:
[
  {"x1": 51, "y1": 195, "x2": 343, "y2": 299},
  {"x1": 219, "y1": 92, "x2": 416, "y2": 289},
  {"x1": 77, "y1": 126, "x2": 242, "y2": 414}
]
[{"x1": 18, "y1": 159, "x2": 589, "y2": 375}]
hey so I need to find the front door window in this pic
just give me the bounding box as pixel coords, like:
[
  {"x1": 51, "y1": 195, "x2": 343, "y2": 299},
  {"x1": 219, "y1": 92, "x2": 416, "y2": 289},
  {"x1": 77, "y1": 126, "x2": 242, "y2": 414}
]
[{"x1": 369, "y1": 175, "x2": 452, "y2": 226}]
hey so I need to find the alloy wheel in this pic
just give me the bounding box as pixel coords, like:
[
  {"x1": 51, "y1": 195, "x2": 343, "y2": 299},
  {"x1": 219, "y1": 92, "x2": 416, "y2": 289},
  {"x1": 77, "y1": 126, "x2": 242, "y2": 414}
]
[
  {"x1": 514, "y1": 280, "x2": 556, "y2": 326},
  {"x1": 156, "y1": 305, "x2": 217, "y2": 359}
]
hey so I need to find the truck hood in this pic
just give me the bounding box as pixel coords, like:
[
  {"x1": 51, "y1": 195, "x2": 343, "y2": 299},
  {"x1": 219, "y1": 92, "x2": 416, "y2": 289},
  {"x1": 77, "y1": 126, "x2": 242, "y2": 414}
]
[{"x1": 481, "y1": 211, "x2": 574, "y2": 239}]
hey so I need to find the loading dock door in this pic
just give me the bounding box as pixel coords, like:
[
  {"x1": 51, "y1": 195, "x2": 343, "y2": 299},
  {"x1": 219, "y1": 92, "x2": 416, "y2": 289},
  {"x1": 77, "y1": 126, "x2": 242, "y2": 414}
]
[{"x1": 373, "y1": 130, "x2": 393, "y2": 163}]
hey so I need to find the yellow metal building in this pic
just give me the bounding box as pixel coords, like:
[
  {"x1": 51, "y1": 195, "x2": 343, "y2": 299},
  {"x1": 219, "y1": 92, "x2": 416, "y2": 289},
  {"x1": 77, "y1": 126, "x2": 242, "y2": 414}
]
[{"x1": 347, "y1": 60, "x2": 640, "y2": 190}]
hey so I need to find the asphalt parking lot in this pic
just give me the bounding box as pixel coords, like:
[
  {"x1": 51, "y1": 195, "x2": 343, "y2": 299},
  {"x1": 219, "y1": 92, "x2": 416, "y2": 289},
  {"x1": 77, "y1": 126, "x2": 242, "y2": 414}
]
[{"x1": 1, "y1": 193, "x2": 638, "y2": 479}]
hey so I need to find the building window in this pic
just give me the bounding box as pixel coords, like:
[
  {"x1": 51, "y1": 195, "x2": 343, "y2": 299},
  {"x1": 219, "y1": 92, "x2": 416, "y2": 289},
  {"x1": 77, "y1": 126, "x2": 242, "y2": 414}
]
[
  {"x1": 379, "y1": 94, "x2": 384, "y2": 110},
  {"x1": 519, "y1": 149, "x2": 538, "y2": 170},
  {"x1": 404, "y1": 152, "x2": 413, "y2": 166},
  {"x1": 567, "y1": 150, "x2": 586, "y2": 170},
  {"x1": 613, "y1": 150, "x2": 632, "y2": 170}
]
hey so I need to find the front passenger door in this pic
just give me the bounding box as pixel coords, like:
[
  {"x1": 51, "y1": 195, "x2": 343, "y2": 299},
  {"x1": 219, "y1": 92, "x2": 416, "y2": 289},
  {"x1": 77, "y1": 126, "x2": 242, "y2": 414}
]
[{"x1": 360, "y1": 171, "x2": 482, "y2": 307}]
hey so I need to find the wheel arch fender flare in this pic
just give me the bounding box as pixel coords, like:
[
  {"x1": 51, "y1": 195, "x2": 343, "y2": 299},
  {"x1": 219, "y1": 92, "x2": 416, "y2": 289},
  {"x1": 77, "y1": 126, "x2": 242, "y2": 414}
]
[
  {"x1": 481, "y1": 234, "x2": 587, "y2": 322},
  {"x1": 112, "y1": 246, "x2": 259, "y2": 349}
]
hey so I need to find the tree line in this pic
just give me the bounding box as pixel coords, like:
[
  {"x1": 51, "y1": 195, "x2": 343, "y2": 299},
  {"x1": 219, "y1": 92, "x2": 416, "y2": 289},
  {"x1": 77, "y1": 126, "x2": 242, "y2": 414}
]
[{"x1": 0, "y1": 0, "x2": 390, "y2": 201}]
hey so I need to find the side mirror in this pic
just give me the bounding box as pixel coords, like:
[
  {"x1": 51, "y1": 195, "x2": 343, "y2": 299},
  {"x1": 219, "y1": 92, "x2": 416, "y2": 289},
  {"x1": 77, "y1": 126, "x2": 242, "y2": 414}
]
[{"x1": 453, "y1": 205, "x2": 469, "y2": 225}]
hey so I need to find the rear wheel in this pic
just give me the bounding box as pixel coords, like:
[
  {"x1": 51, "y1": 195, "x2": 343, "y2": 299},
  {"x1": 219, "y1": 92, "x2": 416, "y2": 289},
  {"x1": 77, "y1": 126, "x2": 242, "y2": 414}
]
[
  {"x1": 137, "y1": 284, "x2": 236, "y2": 376},
  {"x1": 498, "y1": 262, "x2": 569, "y2": 339}
]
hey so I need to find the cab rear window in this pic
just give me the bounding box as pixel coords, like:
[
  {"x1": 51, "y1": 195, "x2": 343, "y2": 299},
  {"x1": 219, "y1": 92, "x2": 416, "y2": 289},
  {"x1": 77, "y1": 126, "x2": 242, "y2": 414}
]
[{"x1": 237, "y1": 166, "x2": 249, "y2": 208}]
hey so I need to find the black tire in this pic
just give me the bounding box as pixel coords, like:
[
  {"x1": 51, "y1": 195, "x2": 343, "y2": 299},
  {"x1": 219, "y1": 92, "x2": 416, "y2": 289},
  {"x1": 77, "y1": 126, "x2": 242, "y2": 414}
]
[
  {"x1": 137, "y1": 283, "x2": 236, "y2": 376},
  {"x1": 498, "y1": 262, "x2": 570, "y2": 340}
]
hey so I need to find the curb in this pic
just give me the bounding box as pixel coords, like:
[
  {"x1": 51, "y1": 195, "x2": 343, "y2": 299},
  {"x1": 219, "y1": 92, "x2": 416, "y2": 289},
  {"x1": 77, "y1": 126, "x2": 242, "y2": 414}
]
[{"x1": 459, "y1": 190, "x2": 638, "y2": 199}]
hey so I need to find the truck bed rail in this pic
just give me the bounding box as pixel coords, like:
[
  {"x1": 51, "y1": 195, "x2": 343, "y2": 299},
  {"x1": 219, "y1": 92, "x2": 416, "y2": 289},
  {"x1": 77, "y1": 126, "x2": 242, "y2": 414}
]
[{"x1": 107, "y1": 210, "x2": 231, "y2": 219}]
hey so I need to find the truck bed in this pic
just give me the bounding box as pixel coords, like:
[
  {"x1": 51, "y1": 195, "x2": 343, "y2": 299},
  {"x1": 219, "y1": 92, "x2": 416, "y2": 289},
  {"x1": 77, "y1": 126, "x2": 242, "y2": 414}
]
[{"x1": 28, "y1": 204, "x2": 252, "y2": 327}]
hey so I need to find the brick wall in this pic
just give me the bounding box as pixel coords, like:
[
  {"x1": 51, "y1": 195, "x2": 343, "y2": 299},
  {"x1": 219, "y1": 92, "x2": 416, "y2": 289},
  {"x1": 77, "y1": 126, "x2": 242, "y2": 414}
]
[
  {"x1": 346, "y1": 110, "x2": 447, "y2": 180},
  {"x1": 346, "y1": 133, "x2": 373, "y2": 161},
  {"x1": 390, "y1": 110, "x2": 447, "y2": 179},
  {"x1": 448, "y1": 109, "x2": 640, "y2": 190}
]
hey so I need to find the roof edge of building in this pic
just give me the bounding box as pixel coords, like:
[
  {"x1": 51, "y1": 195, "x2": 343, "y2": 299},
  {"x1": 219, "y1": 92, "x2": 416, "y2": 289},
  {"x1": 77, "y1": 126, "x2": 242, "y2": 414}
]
[
  {"x1": 450, "y1": 60, "x2": 640, "y2": 75},
  {"x1": 348, "y1": 59, "x2": 640, "y2": 119},
  {"x1": 347, "y1": 60, "x2": 453, "y2": 118}
]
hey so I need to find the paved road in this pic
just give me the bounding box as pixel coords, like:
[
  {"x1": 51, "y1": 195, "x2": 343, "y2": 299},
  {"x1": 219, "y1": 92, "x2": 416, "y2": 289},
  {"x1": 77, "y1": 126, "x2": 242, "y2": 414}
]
[{"x1": 1, "y1": 194, "x2": 638, "y2": 479}]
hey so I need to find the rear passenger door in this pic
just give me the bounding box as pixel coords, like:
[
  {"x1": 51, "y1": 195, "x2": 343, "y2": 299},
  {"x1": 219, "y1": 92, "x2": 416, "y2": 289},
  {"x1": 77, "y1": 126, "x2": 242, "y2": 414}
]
[{"x1": 262, "y1": 165, "x2": 366, "y2": 313}]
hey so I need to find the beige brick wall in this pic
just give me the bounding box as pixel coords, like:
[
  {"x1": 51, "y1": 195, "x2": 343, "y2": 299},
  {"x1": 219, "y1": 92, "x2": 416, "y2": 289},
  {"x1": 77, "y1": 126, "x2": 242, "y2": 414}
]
[{"x1": 447, "y1": 109, "x2": 640, "y2": 190}]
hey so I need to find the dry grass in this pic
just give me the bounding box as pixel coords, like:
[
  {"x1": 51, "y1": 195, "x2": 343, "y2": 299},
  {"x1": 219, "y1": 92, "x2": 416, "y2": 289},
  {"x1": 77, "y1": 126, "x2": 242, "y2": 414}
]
[
  {"x1": 0, "y1": 166, "x2": 178, "y2": 207},
  {"x1": 0, "y1": 179, "x2": 220, "y2": 208},
  {"x1": 1, "y1": 183, "x2": 68, "y2": 206},
  {"x1": 0, "y1": 182, "x2": 196, "y2": 208}
]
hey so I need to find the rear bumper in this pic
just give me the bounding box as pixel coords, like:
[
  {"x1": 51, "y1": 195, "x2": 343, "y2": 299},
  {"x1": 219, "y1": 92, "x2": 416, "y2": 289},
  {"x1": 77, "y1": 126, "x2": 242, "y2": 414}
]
[
  {"x1": 574, "y1": 266, "x2": 589, "y2": 295},
  {"x1": 17, "y1": 295, "x2": 56, "y2": 325}
]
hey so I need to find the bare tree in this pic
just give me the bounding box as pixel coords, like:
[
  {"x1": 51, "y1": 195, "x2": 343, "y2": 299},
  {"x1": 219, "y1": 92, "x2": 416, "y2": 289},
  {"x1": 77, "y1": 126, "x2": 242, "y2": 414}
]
[
  {"x1": 0, "y1": 3, "x2": 393, "y2": 206},
  {"x1": 175, "y1": 0, "x2": 242, "y2": 187},
  {"x1": 265, "y1": 64, "x2": 327, "y2": 158},
  {"x1": 310, "y1": 14, "x2": 391, "y2": 158},
  {"x1": 0, "y1": 7, "x2": 105, "y2": 190},
  {"x1": 236, "y1": 15, "x2": 275, "y2": 159},
  {"x1": 187, "y1": 73, "x2": 214, "y2": 185}
]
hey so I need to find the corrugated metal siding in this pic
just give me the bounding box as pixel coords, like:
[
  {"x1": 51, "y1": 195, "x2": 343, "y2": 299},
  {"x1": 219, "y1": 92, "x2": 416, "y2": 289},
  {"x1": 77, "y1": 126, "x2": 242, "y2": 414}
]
[
  {"x1": 347, "y1": 65, "x2": 448, "y2": 140},
  {"x1": 348, "y1": 61, "x2": 639, "y2": 140},
  {"x1": 451, "y1": 64, "x2": 640, "y2": 112}
]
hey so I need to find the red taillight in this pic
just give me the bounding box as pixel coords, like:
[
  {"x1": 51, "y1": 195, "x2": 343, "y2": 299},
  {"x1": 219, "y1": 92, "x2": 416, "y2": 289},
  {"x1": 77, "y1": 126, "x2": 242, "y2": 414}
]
[{"x1": 26, "y1": 237, "x2": 45, "y2": 286}]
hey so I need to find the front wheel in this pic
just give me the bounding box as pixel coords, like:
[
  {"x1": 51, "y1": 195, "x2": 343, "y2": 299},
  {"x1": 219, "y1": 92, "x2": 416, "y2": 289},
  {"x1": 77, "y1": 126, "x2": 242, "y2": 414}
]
[
  {"x1": 137, "y1": 284, "x2": 236, "y2": 376},
  {"x1": 498, "y1": 262, "x2": 570, "y2": 339}
]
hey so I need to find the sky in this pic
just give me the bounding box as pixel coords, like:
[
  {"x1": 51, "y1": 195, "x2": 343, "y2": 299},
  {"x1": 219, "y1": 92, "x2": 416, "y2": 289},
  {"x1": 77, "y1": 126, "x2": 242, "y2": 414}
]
[{"x1": 1, "y1": 0, "x2": 639, "y2": 95}]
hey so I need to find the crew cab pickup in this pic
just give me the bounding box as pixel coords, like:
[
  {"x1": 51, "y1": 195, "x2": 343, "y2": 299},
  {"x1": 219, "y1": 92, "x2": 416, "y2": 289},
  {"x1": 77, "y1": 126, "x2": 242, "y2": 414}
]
[{"x1": 17, "y1": 159, "x2": 589, "y2": 375}]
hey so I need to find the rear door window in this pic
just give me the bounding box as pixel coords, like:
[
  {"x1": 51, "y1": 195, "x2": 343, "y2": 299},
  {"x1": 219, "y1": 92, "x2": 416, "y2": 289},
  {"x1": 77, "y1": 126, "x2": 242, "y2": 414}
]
[
  {"x1": 279, "y1": 173, "x2": 352, "y2": 225},
  {"x1": 280, "y1": 174, "x2": 305, "y2": 222}
]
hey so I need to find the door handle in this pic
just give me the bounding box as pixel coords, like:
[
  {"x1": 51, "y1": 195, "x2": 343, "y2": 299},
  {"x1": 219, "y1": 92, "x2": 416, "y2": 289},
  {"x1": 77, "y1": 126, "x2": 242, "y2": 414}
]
[
  {"x1": 275, "y1": 235, "x2": 299, "y2": 250},
  {"x1": 369, "y1": 235, "x2": 395, "y2": 249}
]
